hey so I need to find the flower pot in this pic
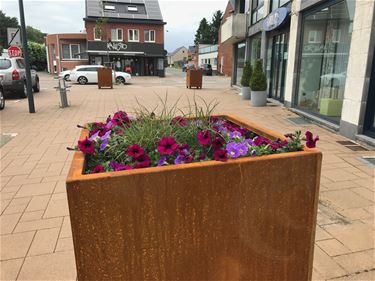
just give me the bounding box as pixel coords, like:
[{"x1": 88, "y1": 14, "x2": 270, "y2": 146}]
[
  {"x1": 67, "y1": 114, "x2": 322, "y2": 281},
  {"x1": 241, "y1": 87, "x2": 251, "y2": 100},
  {"x1": 251, "y1": 90, "x2": 267, "y2": 107}
]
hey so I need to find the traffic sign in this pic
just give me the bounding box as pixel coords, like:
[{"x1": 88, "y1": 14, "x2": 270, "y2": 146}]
[{"x1": 8, "y1": 45, "x2": 22, "y2": 57}]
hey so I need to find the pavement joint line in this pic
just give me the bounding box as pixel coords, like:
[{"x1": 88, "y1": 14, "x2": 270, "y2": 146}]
[{"x1": 328, "y1": 268, "x2": 375, "y2": 280}]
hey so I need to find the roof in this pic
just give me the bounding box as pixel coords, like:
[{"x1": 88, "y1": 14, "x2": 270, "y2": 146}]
[
  {"x1": 85, "y1": 0, "x2": 163, "y2": 22},
  {"x1": 188, "y1": 46, "x2": 196, "y2": 54},
  {"x1": 169, "y1": 46, "x2": 187, "y2": 56}
]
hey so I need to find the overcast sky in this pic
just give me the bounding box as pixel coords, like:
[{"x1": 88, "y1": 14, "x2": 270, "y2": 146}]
[{"x1": 0, "y1": 0, "x2": 227, "y2": 52}]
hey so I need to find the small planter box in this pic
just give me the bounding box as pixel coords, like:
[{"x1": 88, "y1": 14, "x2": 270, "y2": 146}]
[
  {"x1": 97, "y1": 68, "x2": 113, "y2": 89},
  {"x1": 186, "y1": 69, "x2": 203, "y2": 89},
  {"x1": 66, "y1": 114, "x2": 322, "y2": 281}
]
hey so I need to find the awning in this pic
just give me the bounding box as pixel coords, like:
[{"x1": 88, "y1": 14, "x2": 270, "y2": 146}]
[{"x1": 87, "y1": 50, "x2": 145, "y2": 56}]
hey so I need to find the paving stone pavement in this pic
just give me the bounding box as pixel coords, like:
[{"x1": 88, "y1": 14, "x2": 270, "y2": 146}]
[{"x1": 0, "y1": 69, "x2": 374, "y2": 280}]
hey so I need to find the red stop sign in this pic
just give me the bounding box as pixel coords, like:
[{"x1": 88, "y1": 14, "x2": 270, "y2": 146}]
[{"x1": 8, "y1": 46, "x2": 22, "y2": 57}]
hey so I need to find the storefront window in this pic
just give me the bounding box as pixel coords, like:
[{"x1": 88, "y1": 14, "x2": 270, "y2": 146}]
[
  {"x1": 296, "y1": 0, "x2": 355, "y2": 124},
  {"x1": 251, "y1": 0, "x2": 265, "y2": 25},
  {"x1": 250, "y1": 34, "x2": 261, "y2": 65},
  {"x1": 271, "y1": 0, "x2": 290, "y2": 11},
  {"x1": 235, "y1": 43, "x2": 246, "y2": 86}
]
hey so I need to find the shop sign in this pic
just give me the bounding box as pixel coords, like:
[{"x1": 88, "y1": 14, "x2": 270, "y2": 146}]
[
  {"x1": 107, "y1": 42, "x2": 128, "y2": 51},
  {"x1": 263, "y1": 7, "x2": 289, "y2": 32}
]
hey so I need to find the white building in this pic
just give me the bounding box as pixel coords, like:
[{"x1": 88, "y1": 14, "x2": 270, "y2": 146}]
[{"x1": 198, "y1": 44, "x2": 218, "y2": 71}]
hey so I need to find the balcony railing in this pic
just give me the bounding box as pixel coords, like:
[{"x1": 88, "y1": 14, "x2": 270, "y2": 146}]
[{"x1": 220, "y1": 13, "x2": 247, "y2": 44}]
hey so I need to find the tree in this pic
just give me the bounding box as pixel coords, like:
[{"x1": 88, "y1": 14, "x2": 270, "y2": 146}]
[
  {"x1": 0, "y1": 10, "x2": 19, "y2": 49},
  {"x1": 250, "y1": 59, "x2": 267, "y2": 91},
  {"x1": 241, "y1": 61, "x2": 252, "y2": 87},
  {"x1": 27, "y1": 41, "x2": 47, "y2": 71},
  {"x1": 26, "y1": 26, "x2": 46, "y2": 44},
  {"x1": 194, "y1": 18, "x2": 211, "y2": 45},
  {"x1": 210, "y1": 10, "x2": 223, "y2": 44}
]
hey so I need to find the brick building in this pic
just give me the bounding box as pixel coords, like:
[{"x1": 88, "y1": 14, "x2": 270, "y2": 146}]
[
  {"x1": 45, "y1": 33, "x2": 88, "y2": 74},
  {"x1": 45, "y1": 0, "x2": 166, "y2": 76},
  {"x1": 217, "y1": 1, "x2": 234, "y2": 76}
]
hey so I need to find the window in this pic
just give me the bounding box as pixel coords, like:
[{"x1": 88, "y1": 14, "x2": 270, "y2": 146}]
[
  {"x1": 111, "y1": 28, "x2": 123, "y2": 41},
  {"x1": 144, "y1": 30, "x2": 155, "y2": 42},
  {"x1": 0, "y1": 59, "x2": 11, "y2": 70},
  {"x1": 296, "y1": 0, "x2": 355, "y2": 124},
  {"x1": 62, "y1": 44, "x2": 81, "y2": 60},
  {"x1": 127, "y1": 5, "x2": 138, "y2": 12},
  {"x1": 16, "y1": 59, "x2": 25, "y2": 69},
  {"x1": 251, "y1": 0, "x2": 265, "y2": 25},
  {"x1": 271, "y1": 0, "x2": 290, "y2": 11},
  {"x1": 104, "y1": 5, "x2": 115, "y2": 11},
  {"x1": 128, "y1": 29, "x2": 139, "y2": 42},
  {"x1": 94, "y1": 27, "x2": 101, "y2": 40}
]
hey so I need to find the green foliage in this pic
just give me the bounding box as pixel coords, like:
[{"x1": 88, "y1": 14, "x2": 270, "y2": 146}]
[
  {"x1": 194, "y1": 11, "x2": 223, "y2": 45},
  {"x1": 210, "y1": 10, "x2": 223, "y2": 45},
  {"x1": 27, "y1": 41, "x2": 46, "y2": 71},
  {"x1": 250, "y1": 59, "x2": 267, "y2": 91},
  {"x1": 241, "y1": 61, "x2": 252, "y2": 87},
  {"x1": 0, "y1": 10, "x2": 19, "y2": 49},
  {"x1": 26, "y1": 26, "x2": 46, "y2": 44},
  {"x1": 95, "y1": 18, "x2": 108, "y2": 40}
]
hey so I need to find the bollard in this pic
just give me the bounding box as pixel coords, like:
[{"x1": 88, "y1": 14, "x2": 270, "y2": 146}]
[{"x1": 55, "y1": 78, "x2": 70, "y2": 108}]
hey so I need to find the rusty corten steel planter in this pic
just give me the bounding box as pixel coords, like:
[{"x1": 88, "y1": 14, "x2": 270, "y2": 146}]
[{"x1": 66, "y1": 114, "x2": 322, "y2": 281}]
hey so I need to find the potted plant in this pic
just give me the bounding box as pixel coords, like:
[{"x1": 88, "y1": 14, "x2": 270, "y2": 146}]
[
  {"x1": 250, "y1": 59, "x2": 268, "y2": 107},
  {"x1": 66, "y1": 100, "x2": 321, "y2": 281},
  {"x1": 240, "y1": 61, "x2": 252, "y2": 99}
]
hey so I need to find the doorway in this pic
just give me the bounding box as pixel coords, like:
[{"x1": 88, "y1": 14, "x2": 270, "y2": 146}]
[
  {"x1": 364, "y1": 53, "x2": 375, "y2": 138},
  {"x1": 269, "y1": 33, "x2": 288, "y2": 102}
]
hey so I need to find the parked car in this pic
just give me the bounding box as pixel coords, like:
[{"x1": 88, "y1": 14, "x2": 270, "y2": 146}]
[
  {"x1": 200, "y1": 64, "x2": 213, "y2": 76},
  {"x1": 69, "y1": 65, "x2": 132, "y2": 85},
  {"x1": 0, "y1": 56, "x2": 40, "y2": 98},
  {"x1": 0, "y1": 74, "x2": 5, "y2": 110},
  {"x1": 182, "y1": 64, "x2": 196, "y2": 72},
  {"x1": 59, "y1": 70, "x2": 71, "y2": 81}
]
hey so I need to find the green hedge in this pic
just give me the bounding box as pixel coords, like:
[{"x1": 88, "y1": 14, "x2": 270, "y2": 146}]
[
  {"x1": 240, "y1": 61, "x2": 252, "y2": 87},
  {"x1": 250, "y1": 59, "x2": 267, "y2": 91}
]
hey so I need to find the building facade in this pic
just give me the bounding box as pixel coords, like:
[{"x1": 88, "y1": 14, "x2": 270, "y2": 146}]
[
  {"x1": 45, "y1": 33, "x2": 89, "y2": 74},
  {"x1": 167, "y1": 46, "x2": 188, "y2": 66},
  {"x1": 85, "y1": 0, "x2": 166, "y2": 76},
  {"x1": 225, "y1": 0, "x2": 375, "y2": 144},
  {"x1": 198, "y1": 44, "x2": 219, "y2": 71},
  {"x1": 218, "y1": 1, "x2": 235, "y2": 76}
]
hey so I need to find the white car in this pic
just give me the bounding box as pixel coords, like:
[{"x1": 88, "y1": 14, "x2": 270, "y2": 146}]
[
  {"x1": 59, "y1": 70, "x2": 71, "y2": 81},
  {"x1": 69, "y1": 65, "x2": 131, "y2": 85}
]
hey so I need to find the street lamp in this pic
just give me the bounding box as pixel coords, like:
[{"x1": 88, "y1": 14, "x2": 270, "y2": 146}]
[{"x1": 18, "y1": 0, "x2": 35, "y2": 113}]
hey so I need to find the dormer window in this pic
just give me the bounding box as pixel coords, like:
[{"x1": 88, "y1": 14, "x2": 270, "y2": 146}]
[
  {"x1": 127, "y1": 5, "x2": 138, "y2": 12},
  {"x1": 104, "y1": 5, "x2": 115, "y2": 11}
]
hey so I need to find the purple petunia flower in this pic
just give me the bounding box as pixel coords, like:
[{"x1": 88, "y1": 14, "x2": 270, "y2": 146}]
[
  {"x1": 100, "y1": 138, "x2": 109, "y2": 151},
  {"x1": 226, "y1": 142, "x2": 241, "y2": 158},
  {"x1": 237, "y1": 142, "x2": 248, "y2": 156},
  {"x1": 110, "y1": 161, "x2": 133, "y2": 171},
  {"x1": 229, "y1": 131, "x2": 242, "y2": 139},
  {"x1": 243, "y1": 139, "x2": 254, "y2": 146},
  {"x1": 100, "y1": 130, "x2": 111, "y2": 141},
  {"x1": 105, "y1": 121, "x2": 113, "y2": 130},
  {"x1": 157, "y1": 156, "x2": 168, "y2": 166},
  {"x1": 89, "y1": 131, "x2": 100, "y2": 141},
  {"x1": 250, "y1": 150, "x2": 257, "y2": 157}
]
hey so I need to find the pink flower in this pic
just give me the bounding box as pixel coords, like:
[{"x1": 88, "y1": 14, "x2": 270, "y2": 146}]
[
  {"x1": 77, "y1": 137, "x2": 95, "y2": 154},
  {"x1": 171, "y1": 116, "x2": 188, "y2": 126},
  {"x1": 126, "y1": 144, "x2": 145, "y2": 160},
  {"x1": 197, "y1": 130, "x2": 212, "y2": 146},
  {"x1": 135, "y1": 154, "x2": 151, "y2": 168},
  {"x1": 112, "y1": 111, "x2": 130, "y2": 127},
  {"x1": 253, "y1": 136, "x2": 270, "y2": 146},
  {"x1": 110, "y1": 161, "x2": 133, "y2": 171},
  {"x1": 91, "y1": 164, "x2": 105, "y2": 173},
  {"x1": 305, "y1": 131, "x2": 319, "y2": 148},
  {"x1": 212, "y1": 136, "x2": 225, "y2": 150},
  {"x1": 157, "y1": 137, "x2": 178, "y2": 155},
  {"x1": 214, "y1": 149, "x2": 228, "y2": 162}
]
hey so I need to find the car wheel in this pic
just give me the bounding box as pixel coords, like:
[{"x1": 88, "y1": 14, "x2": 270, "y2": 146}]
[
  {"x1": 78, "y1": 76, "x2": 88, "y2": 85},
  {"x1": 33, "y1": 77, "x2": 40, "y2": 93},
  {"x1": 20, "y1": 81, "x2": 27, "y2": 98},
  {"x1": 64, "y1": 74, "x2": 70, "y2": 81},
  {"x1": 116, "y1": 77, "x2": 125, "y2": 84},
  {"x1": 0, "y1": 87, "x2": 5, "y2": 110}
]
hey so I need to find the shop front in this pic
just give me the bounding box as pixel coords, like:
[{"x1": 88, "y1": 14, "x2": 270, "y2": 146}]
[
  {"x1": 87, "y1": 41, "x2": 165, "y2": 77},
  {"x1": 234, "y1": 42, "x2": 246, "y2": 86},
  {"x1": 294, "y1": 0, "x2": 355, "y2": 124},
  {"x1": 364, "y1": 53, "x2": 375, "y2": 138}
]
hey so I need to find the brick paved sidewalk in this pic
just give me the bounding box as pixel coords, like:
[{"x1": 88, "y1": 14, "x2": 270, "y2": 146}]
[{"x1": 1, "y1": 73, "x2": 374, "y2": 280}]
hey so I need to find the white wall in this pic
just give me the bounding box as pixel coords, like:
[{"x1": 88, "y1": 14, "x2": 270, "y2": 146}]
[{"x1": 199, "y1": 52, "x2": 218, "y2": 70}]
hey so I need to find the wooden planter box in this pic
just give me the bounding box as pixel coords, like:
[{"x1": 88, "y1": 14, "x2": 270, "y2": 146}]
[
  {"x1": 97, "y1": 68, "x2": 113, "y2": 89},
  {"x1": 66, "y1": 114, "x2": 322, "y2": 281},
  {"x1": 186, "y1": 69, "x2": 203, "y2": 89}
]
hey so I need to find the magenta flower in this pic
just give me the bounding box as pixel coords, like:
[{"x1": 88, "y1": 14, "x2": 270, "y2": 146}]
[
  {"x1": 171, "y1": 116, "x2": 188, "y2": 126},
  {"x1": 253, "y1": 136, "x2": 270, "y2": 146},
  {"x1": 135, "y1": 154, "x2": 151, "y2": 168},
  {"x1": 110, "y1": 161, "x2": 133, "y2": 171},
  {"x1": 77, "y1": 137, "x2": 95, "y2": 154},
  {"x1": 126, "y1": 144, "x2": 145, "y2": 159},
  {"x1": 212, "y1": 136, "x2": 225, "y2": 150},
  {"x1": 197, "y1": 130, "x2": 212, "y2": 146},
  {"x1": 157, "y1": 137, "x2": 178, "y2": 155},
  {"x1": 112, "y1": 111, "x2": 130, "y2": 127},
  {"x1": 214, "y1": 149, "x2": 228, "y2": 162},
  {"x1": 305, "y1": 131, "x2": 319, "y2": 148},
  {"x1": 91, "y1": 164, "x2": 105, "y2": 173}
]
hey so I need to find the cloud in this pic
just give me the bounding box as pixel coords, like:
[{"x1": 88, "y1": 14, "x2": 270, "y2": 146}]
[{"x1": 0, "y1": 0, "x2": 227, "y2": 51}]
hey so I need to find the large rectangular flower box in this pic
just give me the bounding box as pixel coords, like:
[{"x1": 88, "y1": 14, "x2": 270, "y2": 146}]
[{"x1": 66, "y1": 114, "x2": 322, "y2": 281}]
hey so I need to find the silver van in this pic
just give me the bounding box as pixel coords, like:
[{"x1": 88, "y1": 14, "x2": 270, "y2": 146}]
[{"x1": 0, "y1": 57, "x2": 40, "y2": 98}]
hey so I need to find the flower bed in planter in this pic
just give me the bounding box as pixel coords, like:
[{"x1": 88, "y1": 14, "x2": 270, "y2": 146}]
[{"x1": 67, "y1": 110, "x2": 322, "y2": 281}]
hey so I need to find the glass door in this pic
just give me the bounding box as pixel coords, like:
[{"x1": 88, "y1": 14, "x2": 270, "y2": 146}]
[
  {"x1": 269, "y1": 33, "x2": 288, "y2": 101},
  {"x1": 364, "y1": 55, "x2": 375, "y2": 137}
]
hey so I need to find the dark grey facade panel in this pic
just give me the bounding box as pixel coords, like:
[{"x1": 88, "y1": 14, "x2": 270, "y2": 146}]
[
  {"x1": 300, "y1": 0, "x2": 324, "y2": 11},
  {"x1": 87, "y1": 41, "x2": 165, "y2": 56}
]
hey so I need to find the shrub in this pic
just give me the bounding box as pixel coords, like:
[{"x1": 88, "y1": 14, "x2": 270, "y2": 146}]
[
  {"x1": 240, "y1": 61, "x2": 252, "y2": 87},
  {"x1": 250, "y1": 59, "x2": 267, "y2": 91}
]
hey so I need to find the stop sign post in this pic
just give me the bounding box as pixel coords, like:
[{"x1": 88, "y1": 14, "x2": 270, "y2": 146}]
[{"x1": 8, "y1": 45, "x2": 22, "y2": 57}]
